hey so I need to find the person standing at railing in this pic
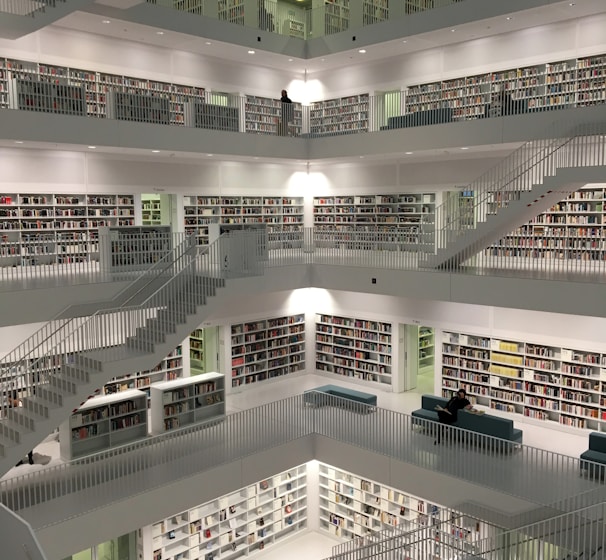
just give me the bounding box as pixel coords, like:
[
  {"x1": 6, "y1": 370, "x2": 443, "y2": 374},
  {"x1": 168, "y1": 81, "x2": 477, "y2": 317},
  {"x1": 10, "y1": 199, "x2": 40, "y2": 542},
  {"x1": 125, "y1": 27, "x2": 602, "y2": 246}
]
[
  {"x1": 7, "y1": 390, "x2": 34, "y2": 465},
  {"x1": 433, "y1": 388, "x2": 477, "y2": 444},
  {"x1": 280, "y1": 89, "x2": 293, "y2": 136}
]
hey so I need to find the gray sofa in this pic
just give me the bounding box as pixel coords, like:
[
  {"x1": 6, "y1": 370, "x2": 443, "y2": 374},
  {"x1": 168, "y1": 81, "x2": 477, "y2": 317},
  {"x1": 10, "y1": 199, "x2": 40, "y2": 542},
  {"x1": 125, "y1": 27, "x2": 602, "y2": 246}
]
[
  {"x1": 412, "y1": 394, "x2": 523, "y2": 449},
  {"x1": 580, "y1": 432, "x2": 606, "y2": 479}
]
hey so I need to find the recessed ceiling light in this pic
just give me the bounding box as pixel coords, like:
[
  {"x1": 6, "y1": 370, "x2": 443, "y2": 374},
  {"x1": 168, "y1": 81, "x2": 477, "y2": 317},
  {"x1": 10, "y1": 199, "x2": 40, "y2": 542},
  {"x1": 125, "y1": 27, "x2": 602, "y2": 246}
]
[
  {"x1": 152, "y1": 150, "x2": 160, "y2": 153},
  {"x1": 15, "y1": 140, "x2": 23, "y2": 144},
  {"x1": 321, "y1": 58, "x2": 325, "y2": 62},
  {"x1": 359, "y1": 156, "x2": 365, "y2": 159},
  {"x1": 358, "y1": 49, "x2": 366, "y2": 54},
  {"x1": 402, "y1": 40, "x2": 407, "y2": 43},
  {"x1": 451, "y1": 29, "x2": 456, "y2": 32},
  {"x1": 248, "y1": 50, "x2": 255, "y2": 54},
  {"x1": 405, "y1": 151, "x2": 413, "y2": 155},
  {"x1": 88, "y1": 146, "x2": 96, "y2": 149},
  {"x1": 288, "y1": 58, "x2": 293, "y2": 62},
  {"x1": 205, "y1": 41, "x2": 211, "y2": 45},
  {"x1": 569, "y1": 2, "x2": 575, "y2": 5},
  {"x1": 102, "y1": 19, "x2": 111, "y2": 24},
  {"x1": 207, "y1": 154, "x2": 213, "y2": 157},
  {"x1": 460, "y1": 147, "x2": 469, "y2": 150},
  {"x1": 506, "y1": 16, "x2": 512, "y2": 20},
  {"x1": 156, "y1": 31, "x2": 164, "y2": 35}
]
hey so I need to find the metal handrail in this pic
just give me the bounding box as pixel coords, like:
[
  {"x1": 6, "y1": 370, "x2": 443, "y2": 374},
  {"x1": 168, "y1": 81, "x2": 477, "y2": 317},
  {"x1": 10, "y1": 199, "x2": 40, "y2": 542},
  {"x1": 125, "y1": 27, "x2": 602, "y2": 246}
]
[
  {"x1": 0, "y1": 231, "x2": 216, "y2": 417},
  {"x1": 3, "y1": 393, "x2": 606, "y2": 531}
]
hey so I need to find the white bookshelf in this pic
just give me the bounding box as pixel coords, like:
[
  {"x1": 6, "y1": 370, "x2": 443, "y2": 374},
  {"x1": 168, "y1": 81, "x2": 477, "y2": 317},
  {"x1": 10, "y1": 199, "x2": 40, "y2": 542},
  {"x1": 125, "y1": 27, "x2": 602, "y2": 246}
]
[
  {"x1": 362, "y1": 0, "x2": 388, "y2": 25},
  {"x1": 315, "y1": 314, "x2": 393, "y2": 387},
  {"x1": 183, "y1": 195, "x2": 304, "y2": 247},
  {"x1": 484, "y1": 185, "x2": 606, "y2": 263},
  {"x1": 104, "y1": 345, "x2": 183, "y2": 401},
  {"x1": 150, "y1": 372, "x2": 225, "y2": 434},
  {"x1": 230, "y1": 313, "x2": 305, "y2": 389},
  {"x1": 441, "y1": 331, "x2": 606, "y2": 431},
  {"x1": 0, "y1": 192, "x2": 134, "y2": 269},
  {"x1": 418, "y1": 326, "x2": 435, "y2": 375},
  {"x1": 309, "y1": 94, "x2": 369, "y2": 136},
  {"x1": 244, "y1": 95, "x2": 303, "y2": 136},
  {"x1": 313, "y1": 193, "x2": 435, "y2": 248},
  {"x1": 59, "y1": 389, "x2": 148, "y2": 460},
  {"x1": 144, "y1": 464, "x2": 307, "y2": 560}
]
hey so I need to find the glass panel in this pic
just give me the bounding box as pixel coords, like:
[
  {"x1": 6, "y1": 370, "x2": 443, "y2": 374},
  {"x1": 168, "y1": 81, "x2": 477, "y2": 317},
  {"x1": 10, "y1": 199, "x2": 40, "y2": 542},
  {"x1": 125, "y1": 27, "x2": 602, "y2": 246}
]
[{"x1": 62, "y1": 550, "x2": 93, "y2": 560}]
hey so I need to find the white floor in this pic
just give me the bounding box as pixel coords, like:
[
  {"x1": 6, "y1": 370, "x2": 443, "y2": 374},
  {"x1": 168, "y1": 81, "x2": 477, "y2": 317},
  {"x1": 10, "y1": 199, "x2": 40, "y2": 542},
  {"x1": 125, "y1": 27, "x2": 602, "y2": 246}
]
[
  {"x1": 2, "y1": 371, "x2": 588, "y2": 482},
  {"x1": 254, "y1": 530, "x2": 339, "y2": 560}
]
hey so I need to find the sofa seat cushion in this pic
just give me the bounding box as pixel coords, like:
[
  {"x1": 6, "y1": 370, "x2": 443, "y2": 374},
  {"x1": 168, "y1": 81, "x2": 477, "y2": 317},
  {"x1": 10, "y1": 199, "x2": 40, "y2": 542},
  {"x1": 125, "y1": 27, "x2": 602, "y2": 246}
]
[
  {"x1": 304, "y1": 385, "x2": 377, "y2": 406},
  {"x1": 580, "y1": 449, "x2": 606, "y2": 464},
  {"x1": 411, "y1": 409, "x2": 439, "y2": 422},
  {"x1": 457, "y1": 411, "x2": 515, "y2": 440}
]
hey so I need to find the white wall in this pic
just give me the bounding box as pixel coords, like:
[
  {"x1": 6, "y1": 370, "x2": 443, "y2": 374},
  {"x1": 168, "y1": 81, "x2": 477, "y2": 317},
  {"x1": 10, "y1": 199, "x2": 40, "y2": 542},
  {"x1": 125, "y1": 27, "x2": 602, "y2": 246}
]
[
  {"x1": 1, "y1": 13, "x2": 605, "y2": 100},
  {"x1": 308, "y1": 13, "x2": 606, "y2": 97}
]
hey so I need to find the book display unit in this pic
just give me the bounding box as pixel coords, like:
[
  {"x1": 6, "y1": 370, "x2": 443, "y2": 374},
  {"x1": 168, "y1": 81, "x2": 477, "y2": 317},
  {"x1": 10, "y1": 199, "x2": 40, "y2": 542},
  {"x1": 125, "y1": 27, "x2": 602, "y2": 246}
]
[
  {"x1": 244, "y1": 95, "x2": 302, "y2": 136},
  {"x1": 107, "y1": 91, "x2": 170, "y2": 124},
  {"x1": 8, "y1": 78, "x2": 85, "y2": 115},
  {"x1": 313, "y1": 193, "x2": 435, "y2": 249},
  {"x1": 59, "y1": 389, "x2": 148, "y2": 460},
  {"x1": 143, "y1": 465, "x2": 307, "y2": 560},
  {"x1": 484, "y1": 185, "x2": 606, "y2": 263},
  {"x1": 230, "y1": 313, "x2": 305, "y2": 389},
  {"x1": 405, "y1": 54, "x2": 606, "y2": 121},
  {"x1": 103, "y1": 346, "x2": 183, "y2": 399},
  {"x1": 441, "y1": 331, "x2": 606, "y2": 431},
  {"x1": 218, "y1": 0, "x2": 244, "y2": 24},
  {"x1": 150, "y1": 372, "x2": 225, "y2": 434},
  {"x1": 0, "y1": 193, "x2": 135, "y2": 269},
  {"x1": 190, "y1": 329, "x2": 206, "y2": 375},
  {"x1": 183, "y1": 196, "x2": 304, "y2": 247},
  {"x1": 142, "y1": 194, "x2": 164, "y2": 226},
  {"x1": 418, "y1": 326, "x2": 435, "y2": 375},
  {"x1": 309, "y1": 94, "x2": 369, "y2": 136},
  {"x1": 314, "y1": 0, "x2": 350, "y2": 35},
  {"x1": 315, "y1": 314, "x2": 393, "y2": 387}
]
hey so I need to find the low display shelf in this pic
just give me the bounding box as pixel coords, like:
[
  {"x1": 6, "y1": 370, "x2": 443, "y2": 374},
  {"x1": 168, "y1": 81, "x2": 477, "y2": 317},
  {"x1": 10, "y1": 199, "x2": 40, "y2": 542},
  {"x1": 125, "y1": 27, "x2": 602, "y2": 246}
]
[
  {"x1": 315, "y1": 314, "x2": 392, "y2": 386},
  {"x1": 144, "y1": 464, "x2": 307, "y2": 560},
  {"x1": 59, "y1": 389, "x2": 148, "y2": 460},
  {"x1": 230, "y1": 313, "x2": 305, "y2": 389},
  {"x1": 441, "y1": 331, "x2": 606, "y2": 431},
  {"x1": 150, "y1": 372, "x2": 225, "y2": 434},
  {"x1": 104, "y1": 345, "x2": 183, "y2": 400}
]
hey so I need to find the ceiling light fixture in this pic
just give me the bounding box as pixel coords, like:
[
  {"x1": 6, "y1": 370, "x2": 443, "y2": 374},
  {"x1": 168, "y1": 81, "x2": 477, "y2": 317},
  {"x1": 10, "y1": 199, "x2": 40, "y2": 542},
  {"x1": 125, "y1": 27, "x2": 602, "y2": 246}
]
[
  {"x1": 460, "y1": 147, "x2": 469, "y2": 150},
  {"x1": 402, "y1": 40, "x2": 407, "y2": 43},
  {"x1": 405, "y1": 151, "x2": 413, "y2": 155},
  {"x1": 156, "y1": 31, "x2": 164, "y2": 35},
  {"x1": 102, "y1": 19, "x2": 110, "y2": 24},
  {"x1": 152, "y1": 150, "x2": 160, "y2": 153},
  {"x1": 205, "y1": 41, "x2": 212, "y2": 45},
  {"x1": 569, "y1": 2, "x2": 575, "y2": 5},
  {"x1": 88, "y1": 146, "x2": 96, "y2": 149},
  {"x1": 288, "y1": 58, "x2": 293, "y2": 62},
  {"x1": 358, "y1": 49, "x2": 366, "y2": 54},
  {"x1": 15, "y1": 140, "x2": 24, "y2": 144},
  {"x1": 451, "y1": 28, "x2": 456, "y2": 32},
  {"x1": 506, "y1": 16, "x2": 512, "y2": 20},
  {"x1": 248, "y1": 50, "x2": 255, "y2": 54}
]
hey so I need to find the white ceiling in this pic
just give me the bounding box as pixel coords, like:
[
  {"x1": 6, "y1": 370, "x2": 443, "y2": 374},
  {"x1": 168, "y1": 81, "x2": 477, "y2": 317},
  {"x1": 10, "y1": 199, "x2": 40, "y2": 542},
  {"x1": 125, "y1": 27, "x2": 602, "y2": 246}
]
[{"x1": 53, "y1": 0, "x2": 606, "y2": 74}]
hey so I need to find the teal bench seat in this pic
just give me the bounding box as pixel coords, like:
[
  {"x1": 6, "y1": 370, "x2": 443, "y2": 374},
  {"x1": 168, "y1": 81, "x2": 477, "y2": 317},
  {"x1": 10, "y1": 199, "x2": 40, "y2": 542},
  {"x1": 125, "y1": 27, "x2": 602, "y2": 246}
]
[
  {"x1": 580, "y1": 432, "x2": 606, "y2": 479},
  {"x1": 303, "y1": 385, "x2": 377, "y2": 412},
  {"x1": 412, "y1": 394, "x2": 523, "y2": 448}
]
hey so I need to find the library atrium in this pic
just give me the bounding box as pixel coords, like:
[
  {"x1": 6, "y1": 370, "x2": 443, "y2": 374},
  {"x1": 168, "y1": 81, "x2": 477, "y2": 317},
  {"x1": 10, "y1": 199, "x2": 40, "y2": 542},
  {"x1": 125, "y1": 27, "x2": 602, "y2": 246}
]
[{"x1": 1, "y1": 0, "x2": 606, "y2": 559}]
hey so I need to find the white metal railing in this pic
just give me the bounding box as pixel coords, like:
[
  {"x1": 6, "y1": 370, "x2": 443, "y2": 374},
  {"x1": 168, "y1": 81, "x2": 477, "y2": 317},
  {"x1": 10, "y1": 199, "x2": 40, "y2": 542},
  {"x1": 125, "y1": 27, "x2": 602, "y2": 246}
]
[
  {"x1": 325, "y1": 504, "x2": 606, "y2": 559},
  {"x1": 4, "y1": 53, "x2": 606, "y2": 137},
  {"x1": 0, "y1": 0, "x2": 62, "y2": 17},
  {"x1": 2, "y1": 393, "x2": 606, "y2": 533},
  {"x1": 147, "y1": 0, "x2": 468, "y2": 39},
  {"x1": 426, "y1": 119, "x2": 606, "y2": 268}
]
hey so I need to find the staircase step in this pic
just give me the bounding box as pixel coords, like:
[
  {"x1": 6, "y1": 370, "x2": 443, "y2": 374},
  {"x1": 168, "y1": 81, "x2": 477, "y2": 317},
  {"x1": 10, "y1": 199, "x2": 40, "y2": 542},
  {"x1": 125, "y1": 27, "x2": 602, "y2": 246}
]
[
  {"x1": 4, "y1": 406, "x2": 45, "y2": 432},
  {"x1": 134, "y1": 326, "x2": 166, "y2": 344},
  {"x1": 21, "y1": 395, "x2": 58, "y2": 418},
  {"x1": 157, "y1": 309, "x2": 187, "y2": 324},
  {"x1": 62, "y1": 364, "x2": 91, "y2": 383},
  {"x1": 0, "y1": 418, "x2": 30, "y2": 444},
  {"x1": 48, "y1": 374, "x2": 87, "y2": 394},
  {"x1": 125, "y1": 337, "x2": 155, "y2": 353},
  {"x1": 147, "y1": 317, "x2": 177, "y2": 334},
  {"x1": 36, "y1": 385, "x2": 67, "y2": 407},
  {"x1": 71, "y1": 354, "x2": 104, "y2": 372}
]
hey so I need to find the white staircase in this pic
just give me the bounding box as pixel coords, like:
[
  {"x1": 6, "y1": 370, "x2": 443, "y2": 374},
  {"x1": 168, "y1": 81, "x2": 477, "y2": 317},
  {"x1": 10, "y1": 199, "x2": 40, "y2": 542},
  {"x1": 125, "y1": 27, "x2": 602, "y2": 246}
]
[
  {"x1": 0, "y1": 232, "x2": 263, "y2": 475},
  {"x1": 422, "y1": 127, "x2": 606, "y2": 269}
]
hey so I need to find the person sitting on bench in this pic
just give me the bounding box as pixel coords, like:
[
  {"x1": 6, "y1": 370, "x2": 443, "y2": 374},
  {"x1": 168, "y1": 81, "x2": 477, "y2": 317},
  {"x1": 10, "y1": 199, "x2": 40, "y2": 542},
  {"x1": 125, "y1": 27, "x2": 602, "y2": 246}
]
[{"x1": 434, "y1": 388, "x2": 477, "y2": 444}]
